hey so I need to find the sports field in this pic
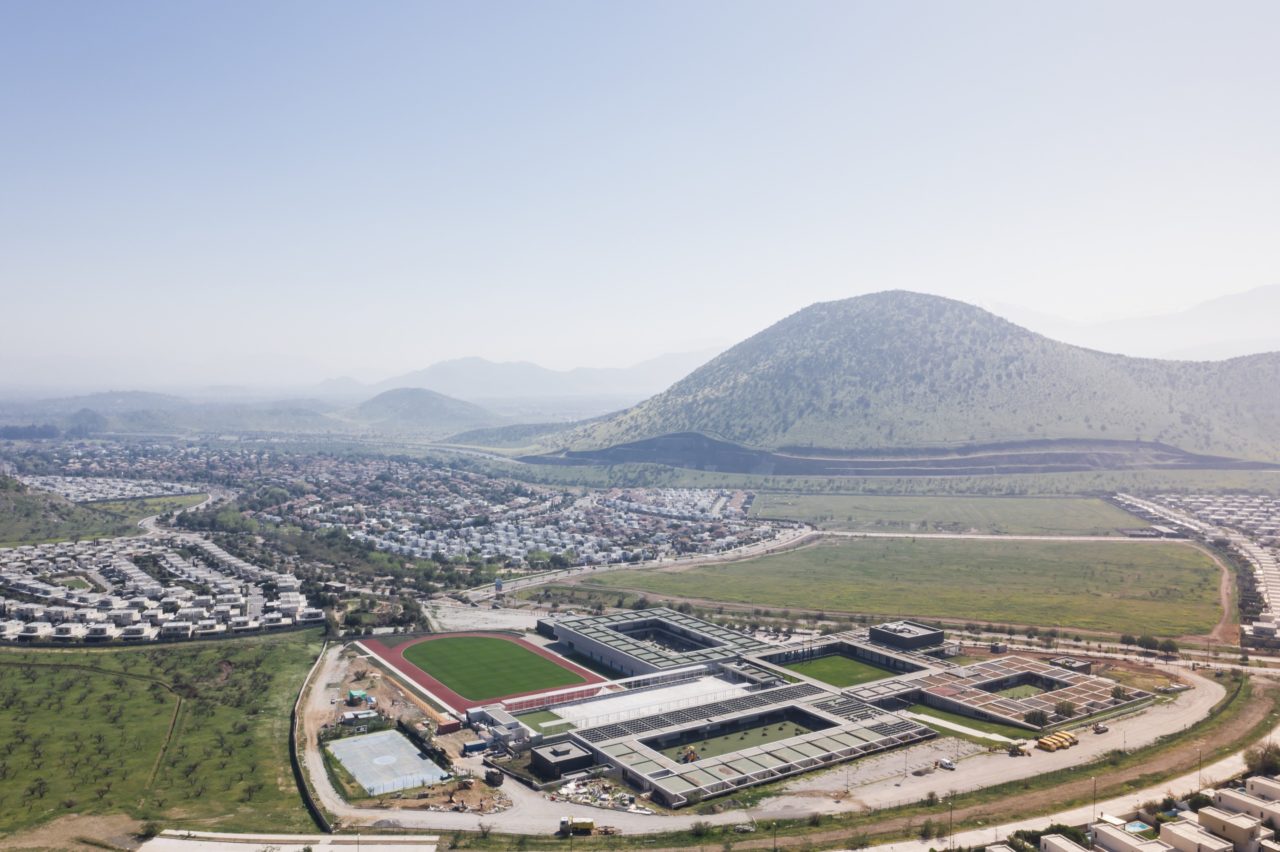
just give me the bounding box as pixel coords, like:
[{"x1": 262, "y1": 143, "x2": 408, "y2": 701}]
[
  {"x1": 583, "y1": 537, "x2": 1219, "y2": 635},
  {"x1": 751, "y1": 494, "x2": 1146, "y2": 535},
  {"x1": 783, "y1": 654, "x2": 896, "y2": 688},
  {"x1": 378, "y1": 634, "x2": 596, "y2": 705}
]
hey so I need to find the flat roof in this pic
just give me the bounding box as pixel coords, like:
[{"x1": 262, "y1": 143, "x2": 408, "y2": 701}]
[
  {"x1": 552, "y1": 608, "x2": 773, "y2": 670},
  {"x1": 873, "y1": 620, "x2": 941, "y2": 638}
]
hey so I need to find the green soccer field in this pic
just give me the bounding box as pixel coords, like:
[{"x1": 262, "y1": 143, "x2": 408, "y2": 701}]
[
  {"x1": 783, "y1": 654, "x2": 896, "y2": 687},
  {"x1": 402, "y1": 636, "x2": 588, "y2": 701}
]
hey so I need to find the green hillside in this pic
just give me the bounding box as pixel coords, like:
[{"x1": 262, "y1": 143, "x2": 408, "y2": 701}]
[
  {"x1": 0, "y1": 476, "x2": 134, "y2": 546},
  {"x1": 349, "y1": 387, "x2": 503, "y2": 437},
  {"x1": 562, "y1": 291, "x2": 1280, "y2": 460}
]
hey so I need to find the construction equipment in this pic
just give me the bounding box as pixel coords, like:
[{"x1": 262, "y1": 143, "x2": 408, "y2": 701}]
[{"x1": 560, "y1": 816, "x2": 595, "y2": 836}]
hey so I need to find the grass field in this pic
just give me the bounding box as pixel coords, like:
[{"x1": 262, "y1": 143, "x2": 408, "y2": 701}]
[
  {"x1": 402, "y1": 636, "x2": 587, "y2": 701},
  {"x1": 583, "y1": 537, "x2": 1220, "y2": 635},
  {"x1": 907, "y1": 704, "x2": 1032, "y2": 739},
  {"x1": 782, "y1": 654, "x2": 896, "y2": 687},
  {"x1": 53, "y1": 575, "x2": 92, "y2": 590},
  {"x1": 996, "y1": 684, "x2": 1045, "y2": 699},
  {"x1": 0, "y1": 629, "x2": 320, "y2": 836},
  {"x1": 751, "y1": 494, "x2": 1146, "y2": 535},
  {"x1": 515, "y1": 709, "x2": 575, "y2": 733},
  {"x1": 88, "y1": 493, "x2": 208, "y2": 524}
]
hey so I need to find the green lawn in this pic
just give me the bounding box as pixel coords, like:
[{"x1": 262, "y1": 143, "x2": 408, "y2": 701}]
[
  {"x1": 583, "y1": 537, "x2": 1220, "y2": 635},
  {"x1": 515, "y1": 708, "x2": 575, "y2": 732},
  {"x1": 403, "y1": 636, "x2": 587, "y2": 702},
  {"x1": 653, "y1": 719, "x2": 822, "y2": 762},
  {"x1": 53, "y1": 575, "x2": 93, "y2": 590},
  {"x1": 0, "y1": 629, "x2": 321, "y2": 836},
  {"x1": 997, "y1": 684, "x2": 1045, "y2": 699},
  {"x1": 782, "y1": 654, "x2": 896, "y2": 688},
  {"x1": 750, "y1": 494, "x2": 1146, "y2": 535},
  {"x1": 908, "y1": 704, "x2": 1031, "y2": 739}
]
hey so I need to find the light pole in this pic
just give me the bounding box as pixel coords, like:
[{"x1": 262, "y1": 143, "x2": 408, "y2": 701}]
[
  {"x1": 1092, "y1": 776, "x2": 1097, "y2": 823},
  {"x1": 773, "y1": 820, "x2": 778, "y2": 851},
  {"x1": 948, "y1": 799, "x2": 955, "y2": 850},
  {"x1": 1198, "y1": 746, "x2": 1204, "y2": 790}
]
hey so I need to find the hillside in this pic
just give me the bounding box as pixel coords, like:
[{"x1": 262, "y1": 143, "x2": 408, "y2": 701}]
[
  {"x1": 0, "y1": 476, "x2": 134, "y2": 546},
  {"x1": 350, "y1": 387, "x2": 503, "y2": 437},
  {"x1": 559, "y1": 291, "x2": 1280, "y2": 461}
]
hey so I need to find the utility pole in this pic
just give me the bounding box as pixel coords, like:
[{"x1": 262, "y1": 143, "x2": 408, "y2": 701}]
[
  {"x1": 1198, "y1": 747, "x2": 1204, "y2": 790},
  {"x1": 1092, "y1": 776, "x2": 1097, "y2": 823},
  {"x1": 948, "y1": 799, "x2": 955, "y2": 850}
]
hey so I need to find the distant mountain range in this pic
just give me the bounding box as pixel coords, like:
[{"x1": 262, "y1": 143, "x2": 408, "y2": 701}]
[
  {"x1": 0, "y1": 388, "x2": 505, "y2": 441},
  {"x1": 997, "y1": 284, "x2": 1280, "y2": 361},
  {"x1": 550, "y1": 291, "x2": 1280, "y2": 462},
  {"x1": 6, "y1": 291, "x2": 1280, "y2": 471}
]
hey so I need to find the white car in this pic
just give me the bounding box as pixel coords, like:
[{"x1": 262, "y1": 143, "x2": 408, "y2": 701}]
[{"x1": 939, "y1": 758, "x2": 956, "y2": 770}]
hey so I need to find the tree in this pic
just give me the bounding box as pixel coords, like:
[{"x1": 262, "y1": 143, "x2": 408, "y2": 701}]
[
  {"x1": 1159, "y1": 639, "x2": 1180, "y2": 658},
  {"x1": 1136, "y1": 635, "x2": 1160, "y2": 652},
  {"x1": 1120, "y1": 634, "x2": 1136, "y2": 648},
  {"x1": 1246, "y1": 743, "x2": 1280, "y2": 776},
  {"x1": 1054, "y1": 700, "x2": 1077, "y2": 718},
  {"x1": 1112, "y1": 685, "x2": 1129, "y2": 701},
  {"x1": 1024, "y1": 709, "x2": 1050, "y2": 727}
]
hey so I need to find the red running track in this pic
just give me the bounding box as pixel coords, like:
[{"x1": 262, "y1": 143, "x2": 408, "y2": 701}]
[{"x1": 361, "y1": 632, "x2": 605, "y2": 712}]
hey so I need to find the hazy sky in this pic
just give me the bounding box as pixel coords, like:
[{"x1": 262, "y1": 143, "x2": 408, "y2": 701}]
[{"x1": 3, "y1": 1, "x2": 1279, "y2": 391}]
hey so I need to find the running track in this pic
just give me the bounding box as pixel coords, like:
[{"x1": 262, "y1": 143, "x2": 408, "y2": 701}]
[{"x1": 362, "y1": 632, "x2": 605, "y2": 711}]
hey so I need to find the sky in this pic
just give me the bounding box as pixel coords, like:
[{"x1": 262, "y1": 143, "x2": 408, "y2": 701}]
[{"x1": 3, "y1": 1, "x2": 1279, "y2": 392}]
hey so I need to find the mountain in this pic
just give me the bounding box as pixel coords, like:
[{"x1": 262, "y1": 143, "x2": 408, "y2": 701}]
[
  {"x1": 377, "y1": 349, "x2": 721, "y2": 401},
  {"x1": 998, "y1": 284, "x2": 1280, "y2": 361},
  {"x1": 556, "y1": 291, "x2": 1280, "y2": 462},
  {"x1": 349, "y1": 388, "x2": 503, "y2": 436}
]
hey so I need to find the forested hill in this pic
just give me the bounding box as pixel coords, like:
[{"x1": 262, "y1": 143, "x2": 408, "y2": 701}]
[{"x1": 560, "y1": 291, "x2": 1280, "y2": 461}]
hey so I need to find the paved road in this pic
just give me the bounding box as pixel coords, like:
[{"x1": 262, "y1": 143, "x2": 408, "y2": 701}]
[
  {"x1": 870, "y1": 705, "x2": 1280, "y2": 852},
  {"x1": 142, "y1": 831, "x2": 440, "y2": 851}
]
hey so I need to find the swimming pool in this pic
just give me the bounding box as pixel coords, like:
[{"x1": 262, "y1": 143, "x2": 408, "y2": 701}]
[{"x1": 1125, "y1": 821, "x2": 1153, "y2": 833}]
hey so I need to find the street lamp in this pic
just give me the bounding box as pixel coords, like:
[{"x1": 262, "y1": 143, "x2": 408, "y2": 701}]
[
  {"x1": 773, "y1": 820, "x2": 778, "y2": 851},
  {"x1": 1092, "y1": 776, "x2": 1097, "y2": 823},
  {"x1": 948, "y1": 799, "x2": 955, "y2": 850}
]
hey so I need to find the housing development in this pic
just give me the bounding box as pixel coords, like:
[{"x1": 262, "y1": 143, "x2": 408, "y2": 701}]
[{"x1": 0, "y1": 534, "x2": 323, "y2": 642}]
